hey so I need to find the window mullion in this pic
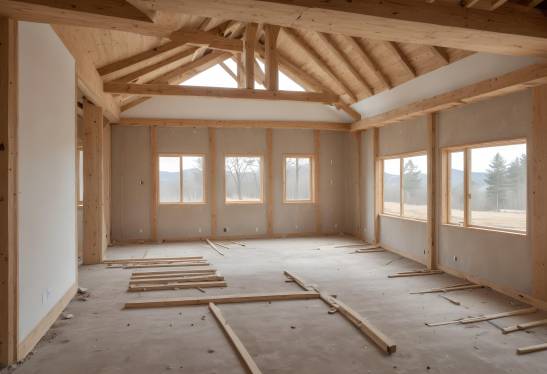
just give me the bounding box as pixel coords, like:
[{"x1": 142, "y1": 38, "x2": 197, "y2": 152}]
[
  {"x1": 400, "y1": 157, "x2": 404, "y2": 217},
  {"x1": 180, "y1": 156, "x2": 184, "y2": 203},
  {"x1": 463, "y1": 148, "x2": 471, "y2": 227}
]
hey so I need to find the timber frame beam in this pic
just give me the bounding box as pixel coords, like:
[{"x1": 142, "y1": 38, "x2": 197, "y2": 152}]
[
  {"x1": 351, "y1": 63, "x2": 547, "y2": 131},
  {"x1": 149, "y1": 0, "x2": 547, "y2": 56}
]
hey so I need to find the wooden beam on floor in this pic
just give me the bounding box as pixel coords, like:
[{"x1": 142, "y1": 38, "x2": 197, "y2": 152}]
[
  {"x1": 131, "y1": 269, "x2": 216, "y2": 277},
  {"x1": 426, "y1": 307, "x2": 538, "y2": 326},
  {"x1": 155, "y1": 0, "x2": 547, "y2": 56},
  {"x1": 129, "y1": 275, "x2": 224, "y2": 285},
  {"x1": 128, "y1": 281, "x2": 227, "y2": 292},
  {"x1": 124, "y1": 291, "x2": 320, "y2": 309},
  {"x1": 106, "y1": 83, "x2": 339, "y2": 103},
  {"x1": 517, "y1": 343, "x2": 547, "y2": 355},
  {"x1": 104, "y1": 256, "x2": 203, "y2": 264},
  {"x1": 352, "y1": 63, "x2": 547, "y2": 131},
  {"x1": 409, "y1": 284, "x2": 483, "y2": 294},
  {"x1": 206, "y1": 239, "x2": 225, "y2": 256},
  {"x1": 532, "y1": 84, "x2": 547, "y2": 302},
  {"x1": 82, "y1": 100, "x2": 105, "y2": 265},
  {"x1": 502, "y1": 318, "x2": 547, "y2": 334},
  {"x1": 0, "y1": 16, "x2": 18, "y2": 367},
  {"x1": 118, "y1": 262, "x2": 210, "y2": 269},
  {"x1": 209, "y1": 303, "x2": 263, "y2": 374},
  {"x1": 284, "y1": 271, "x2": 396, "y2": 354},
  {"x1": 388, "y1": 270, "x2": 444, "y2": 278}
]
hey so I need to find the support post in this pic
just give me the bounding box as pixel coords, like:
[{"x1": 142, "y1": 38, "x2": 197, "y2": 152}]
[
  {"x1": 150, "y1": 126, "x2": 158, "y2": 242},
  {"x1": 266, "y1": 129, "x2": 273, "y2": 235},
  {"x1": 243, "y1": 23, "x2": 258, "y2": 89},
  {"x1": 264, "y1": 24, "x2": 280, "y2": 91},
  {"x1": 314, "y1": 130, "x2": 321, "y2": 233},
  {"x1": 372, "y1": 127, "x2": 381, "y2": 244},
  {"x1": 0, "y1": 16, "x2": 18, "y2": 366},
  {"x1": 209, "y1": 128, "x2": 217, "y2": 237},
  {"x1": 354, "y1": 132, "x2": 362, "y2": 238},
  {"x1": 83, "y1": 100, "x2": 105, "y2": 264},
  {"x1": 426, "y1": 113, "x2": 437, "y2": 270},
  {"x1": 532, "y1": 85, "x2": 547, "y2": 301}
]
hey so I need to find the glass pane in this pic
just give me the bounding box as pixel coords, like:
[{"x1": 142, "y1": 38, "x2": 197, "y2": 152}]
[
  {"x1": 402, "y1": 155, "x2": 427, "y2": 219},
  {"x1": 225, "y1": 156, "x2": 262, "y2": 202},
  {"x1": 78, "y1": 149, "x2": 84, "y2": 202},
  {"x1": 470, "y1": 143, "x2": 526, "y2": 232},
  {"x1": 182, "y1": 156, "x2": 205, "y2": 203},
  {"x1": 159, "y1": 156, "x2": 181, "y2": 203},
  {"x1": 285, "y1": 157, "x2": 312, "y2": 201},
  {"x1": 449, "y1": 151, "x2": 464, "y2": 225},
  {"x1": 383, "y1": 158, "x2": 400, "y2": 215}
]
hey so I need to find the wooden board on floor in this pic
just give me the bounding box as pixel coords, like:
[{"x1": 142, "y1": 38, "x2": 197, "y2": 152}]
[
  {"x1": 410, "y1": 284, "x2": 483, "y2": 294},
  {"x1": 124, "y1": 291, "x2": 320, "y2": 309},
  {"x1": 128, "y1": 280, "x2": 227, "y2": 292},
  {"x1": 426, "y1": 307, "x2": 537, "y2": 326},
  {"x1": 129, "y1": 275, "x2": 224, "y2": 285},
  {"x1": 131, "y1": 269, "x2": 216, "y2": 277},
  {"x1": 517, "y1": 343, "x2": 547, "y2": 355},
  {"x1": 104, "y1": 256, "x2": 203, "y2": 264},
  {"x1": 209, "y1": 303, "x2": 263, "y2": 374},
  {"x1": 121, "y1": 262, "x2": 210, "y2": 269},
  {"x1": 206, "y1": 239, "x2": 225, "y2": 256},
  {"x1": 502, "y1": 318, "x2": 547, "y2": 334},
  {"x1": 388, "y1": 270, "x2": 443, "y2": 278},
  {"x1": 284, "y1": 271, "x2": 396, "y2": 354}
]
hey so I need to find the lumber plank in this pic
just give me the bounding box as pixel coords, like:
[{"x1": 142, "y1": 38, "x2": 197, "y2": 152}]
[
  {"x1": 104, "y1": 256, "x2": 203, "y2": 264},
  {"x1": 284, "y1": 271, "x2": 396, "y2": 354},
  {"x1": 354, "y1": 248, "x2": 385, "y2": 254},
  {"x1": 517, "y1": 343, "x2": 547, "y2": 355},
  {"x1": 388, "y1": 270, "x2": 444, "y2": 278},
  {"x1": 206, "y1": 239, "x2": 225, "y2": 256},
  {"x1": 119, "y1": 262, "x2": 210, "y2": 269},
  {"x1": 426, "y1": 307, "x2": 537, "y2": 326},
  {"x1": 124, "y1": 291, "x2": 320, "y2": 309},
  {"x1": 131, "y1": 272, "x2": 217, "y2": 280},
  {"x1": 131, "y1": 269, "x2": 216, "y2": 277},
  {"x1": 128, "y1": 281, "x2": 227, "y2": 292},
  {"x1": 410, "y1": 284, "x2": 482, "y2": 294},
  {"x1": 129, "y1": 275, "x2": 224, "y2": 285},
  {"x1": 502, "y1": 318, "x2": 547, "y2": 334},
  {"x1": 209, "y1": 303, "x2": 263, "y2": 374}
]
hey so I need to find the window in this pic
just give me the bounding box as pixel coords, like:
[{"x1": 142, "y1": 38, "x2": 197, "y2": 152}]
[
  {"x1": 444, "y1": 140, "x2": 526, "y2": 233},
  {"x1": 225, "y1": 156, "x2": 263, "y2": 203},
  {"x1": 382, "y1": 154, "x2": 428, "y2": 220},
  {"x1": 159, "y1": 155, "x2": 206, "y2": 204},
  {"x1": 284, "y1": 155, "x2": 314, "y2": 203}
]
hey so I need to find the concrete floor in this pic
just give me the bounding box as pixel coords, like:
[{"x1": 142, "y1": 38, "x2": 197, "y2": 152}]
[{"x1": 9, "y1": 237, "x2": 547, "y2": 373}]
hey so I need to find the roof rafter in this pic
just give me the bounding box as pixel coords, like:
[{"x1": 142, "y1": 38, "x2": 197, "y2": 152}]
[
  {"x1": 315, "y1": 32, "x2": 373, "y2": 97},
  {"x1": 343, "y1": 36, "x2": 392, "y2": 91},
  {"x1": 384, "y1": 41, "x2": 417, "y2": 79},
  {"x1": 282, "y1": 28, "x2": 358, "y2": 102}
]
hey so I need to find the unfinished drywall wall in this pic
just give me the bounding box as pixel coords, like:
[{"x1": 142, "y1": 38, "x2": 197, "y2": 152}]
[
  {"x1": 111, "y1": 125, "x2": 151, "y2": 242},
  {"x1": 437, "y1": 90, "x2": 531, "y2": 293},
  {"x1": 17, "y1": 22, "x2": 76, "y2": 343},
  {"x1": 110, "y1": 125, "x2": 350, "y2": 241},
  {"x1": 122, "y1": 95, "x2": 352, "y2": 123}
]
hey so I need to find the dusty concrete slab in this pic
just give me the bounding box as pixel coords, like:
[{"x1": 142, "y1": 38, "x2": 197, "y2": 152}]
[{"x1": 8, "y1": 237, "x2": 547, "y2": 373}]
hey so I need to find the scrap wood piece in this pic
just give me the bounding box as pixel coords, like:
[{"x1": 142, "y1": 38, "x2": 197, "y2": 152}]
[
  {"x1": 206, "y1": 239, "x2": 225, "y2": 256},
  {"x1": 123, "y1": 262, "x2": 210, "y2": 269},
  {"x1": 231, "y1": 241, "x2": 246, "y2": 246},
  {"x1": 131, "y1": 268, "x2": 215, "y2": 277},
  {"x1": 502, "y1": 318, "x2": 547, "y2": 334},
  {"x1": 109, "y1": 259, "x2": 208, "y2": 267},
  {"x1": 214, "y1": 241, "x2": 232, "y2": 250},
  {"x1": 128, "y1": 280, "x2": 227, "y2": 292},
  {"x1": 334, "y1": 243, "x2": 370, "y2": 248},
  {"x1": 209, "y1": 303, "x2": 263, "y2": 374},
  {"x1": 353, "y1": 247, "x2": 385, "y2": 254},
  {"x1": 129, "y1": 275, "x2": 224, "y2": 285},
  {"x1": 426, "y1": 307, "x2": 538, "y2": 327},
  {"x1": 517, "y1": 342, "x2": 547, "y2": 355},
  {"x1": 439, "y1": 294, "x2": 461, "y2": 306},
  {"x1": 283, "y1": 270, "x2": 396, "y2": 354},
  {"x1": 124, "y1": 291, "x2": 320, "y2": 309},
  {"x1": 410, "y1": 283, "x2": 482, "y2": 294},
  {"x1": 388, "y1": 270, "x2": 444, "y2": 278},
  {"x1": 104, "y1": 256, "x2": 203, "y2": 264},
  {"x1": 131, "y1": 271, "x2": 218, "y2": 280}
]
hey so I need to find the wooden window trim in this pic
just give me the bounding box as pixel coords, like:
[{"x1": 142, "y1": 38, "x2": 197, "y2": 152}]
[
  {"x1": 282, "y1": 153, "x2": 315, "y2": 204},
  {"x1": 441, "y1": 138, "x2": 527, "y2": 234},
  {"x1": 223, "y1": 153, "x2": 264, "y2": 205},
  {"x1": 379, "y1": 151, "x2": 428, "y2": 221},
  {"x1": 158, "y1": 153, "x2": 207, "y2": 205}
]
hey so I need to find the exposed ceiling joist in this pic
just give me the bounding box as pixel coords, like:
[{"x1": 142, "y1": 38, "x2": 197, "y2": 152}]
[
  {"x1": 384, "y1": 41, "x2": 417, "y2": 79},
  {"x1": 145, "y1": 0, "x2": 547, "y2": 56},
  {"x1": 105, "y1": 83, "x2": 340, "y2": 103},
  {"x1": 343, "y1": 37, "x2": 392, "y2": 91},
  {"x1": 315, "y1": 32, "x2": 373, "y2": 97},
  {"x1": 282, "y1": 28, "x2": 358, "y2": 103},
  {"x1": 351, "y1": 63, "x2": 547, "y2": 131}
]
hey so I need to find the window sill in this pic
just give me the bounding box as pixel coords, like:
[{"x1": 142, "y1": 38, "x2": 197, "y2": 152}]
[
  {"x1": 379, "y1": 213, "x2": 427, "y2": 223},
  {"x1": 441, "y1": 223, "x2": 526, "y2": 237}
]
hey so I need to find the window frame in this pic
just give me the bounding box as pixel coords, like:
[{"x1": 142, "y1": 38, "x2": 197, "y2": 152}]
[
  {"x1": 441, "y1": 138, "x2": 527, "y2": 235},
  {"x1": 379, "y1": 151, "x2": 428, "y2": 221},
  {"x1": 282, "y1": 154, "x2": 316, "y2": 204},
  {"x1": 158, "y1": 153, "x2": 207, "y2": 205},
  {"x1": 223, "y1": 153, "x2": 264, "y2": 205}
]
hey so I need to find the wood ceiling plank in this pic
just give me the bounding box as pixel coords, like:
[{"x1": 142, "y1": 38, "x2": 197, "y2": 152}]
[
  {"x1": 282, "y1": 28, "x2": 358, "y2": 102},
  {"x1": 145, "y1": 0, "x2": 547, "y2": 56},
  {"x1": 316, "y1": 32, "x2": 373, "y2": 97}
]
